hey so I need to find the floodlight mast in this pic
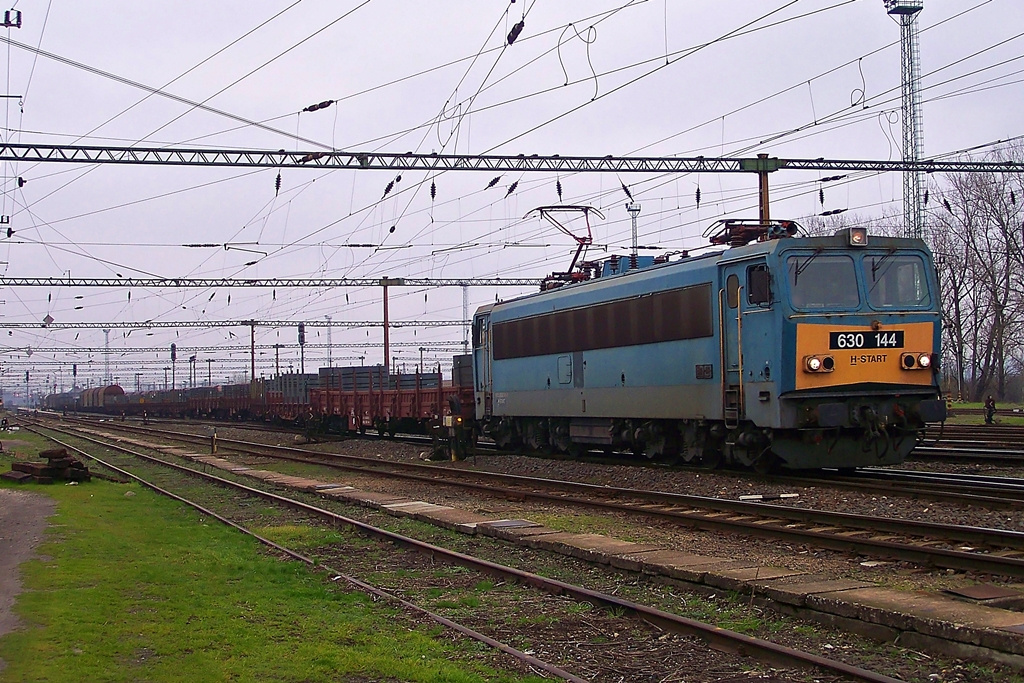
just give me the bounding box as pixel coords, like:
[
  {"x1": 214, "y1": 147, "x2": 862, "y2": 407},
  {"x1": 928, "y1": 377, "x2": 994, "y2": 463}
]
[{"x1": 885, "y1": 0, "x2": 925, "y2": 239}]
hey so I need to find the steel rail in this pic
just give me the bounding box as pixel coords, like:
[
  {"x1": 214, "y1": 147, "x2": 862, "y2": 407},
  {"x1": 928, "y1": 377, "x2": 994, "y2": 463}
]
[
  {"x1": 58, "y1": 418, "x2": 1024, "y2": 579},
  {"x1": 29, "y1": 421, "x2": 903, "y2": 683}
]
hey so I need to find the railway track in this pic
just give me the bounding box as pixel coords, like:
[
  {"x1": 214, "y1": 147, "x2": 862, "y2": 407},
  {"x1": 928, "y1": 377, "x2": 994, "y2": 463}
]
[
  {"x1": 23, "y1": 420, "x2": 906, "y2": 683},
  {"x1": 34, "y1": 416, "x2": 1024, "y2": 580}
]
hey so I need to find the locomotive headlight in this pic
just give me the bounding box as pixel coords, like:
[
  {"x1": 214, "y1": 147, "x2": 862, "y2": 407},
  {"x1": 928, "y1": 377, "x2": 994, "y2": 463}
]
[
  {"x1": 848, "y1": 227, "x2": 868, "y2": 246},
  {"x1": 917, "y1": 353, "x2": 931, "y2": 368},
  {"x1": 901, "y1": 353, "x2": 916, "y2": 369},
  {"x1": 803, "y1": 355, "x2": 834, "y2": 373}
]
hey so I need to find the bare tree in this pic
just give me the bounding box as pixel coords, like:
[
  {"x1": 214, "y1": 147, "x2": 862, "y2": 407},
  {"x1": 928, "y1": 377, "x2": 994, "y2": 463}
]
[{"x1": 930, "y1": 145, "x2": 1024, "y2": 401}]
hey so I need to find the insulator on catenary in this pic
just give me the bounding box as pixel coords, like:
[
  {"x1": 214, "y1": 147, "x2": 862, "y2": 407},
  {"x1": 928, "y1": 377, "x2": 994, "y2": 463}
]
[
  {"x1": 819, "y1": 188, "x2": 824, "y2": 206},
  {"x1": 621, "y1": 183, "x2": 633, "y2": 202},
  {"x1": 275, "y1": 172, "x2": 282, "y2": 196},
  {"x1": 5, "y1": 227, "x2": 12, "y2": 238},
  {"x1": 507, "y1": 20, "x2": 524, "y2": 45},
  {"x1": 382, "y1": 180, "x2": 395, "y2": 198},
  {"x1": 819, "y1": 175, "x2": 846, "y2": 183},
  {"x1": 430, "y1": 180, "x2": 436, "y2": 201},
  {"x1": 17, "y1": 177, "x2": 24, "y2": 187},
  {"x1": 556, "y1": 179, "x2": 563, "y2": 201},
  {"x1": 395, "y1": 174, "x2": 402, "y2": 183},
  {"x1": 819, "y1": 208, "x2": 847, "y2": 216},
  {"x1": 923, "y1": 189, "x2": 929, "y2": 206},
  {"x1": 486, "y1": 175, "x2": 502, "y2": 189},
  {"x1": 943, "y1": 198, "x2": 952, "y2": 213},
  {"x1": 505, "y1": 181, "x2": 518, "y2": 198},
  {"x1": 695, "y1": 186, "x2": 701, "y2": 209},
  {"x1": 302, "y1": 99, "x2": 335, "y2": 113},
  {"x1": 389, "y1": 225, "x2": 396, "y2": 233},
  {"x1": 1011, "y1": 190, "x2": 1017, "y2": 205}
]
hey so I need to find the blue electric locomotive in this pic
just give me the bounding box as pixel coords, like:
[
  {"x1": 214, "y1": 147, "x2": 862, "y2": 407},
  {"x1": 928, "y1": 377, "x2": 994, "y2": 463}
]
[{"x1": 470, "y1": 220, "x2": 946, "y2": 470}]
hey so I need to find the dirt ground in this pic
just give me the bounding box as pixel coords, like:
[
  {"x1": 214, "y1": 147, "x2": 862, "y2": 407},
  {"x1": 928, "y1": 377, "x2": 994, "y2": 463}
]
[{"x1": 0, "y1": 488, "x2": 54, "y2": 672}]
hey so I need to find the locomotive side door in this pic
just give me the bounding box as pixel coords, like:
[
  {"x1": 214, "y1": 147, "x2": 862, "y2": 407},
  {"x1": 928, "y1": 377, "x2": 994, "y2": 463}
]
[
  {"x1": 472, "y1": 311, "x2": 492, "y2": 421},
  {"x1": 720, "y1": 258, "x2": 773, "y2": 428},
  {"x1": 720, "y1": 263, "x2": 745, "y2": 427}
]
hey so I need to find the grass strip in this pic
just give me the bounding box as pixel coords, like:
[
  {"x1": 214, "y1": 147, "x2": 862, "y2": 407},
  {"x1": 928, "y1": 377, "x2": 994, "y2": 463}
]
[{"x1": 0, "y1": 471, "x2": 545, "y2": 682}]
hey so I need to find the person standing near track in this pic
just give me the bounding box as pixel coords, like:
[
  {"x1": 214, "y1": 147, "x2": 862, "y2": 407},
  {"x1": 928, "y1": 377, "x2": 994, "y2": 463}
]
[{"x1": 984, "y1": 395, "x2": 996, "y2": 424}]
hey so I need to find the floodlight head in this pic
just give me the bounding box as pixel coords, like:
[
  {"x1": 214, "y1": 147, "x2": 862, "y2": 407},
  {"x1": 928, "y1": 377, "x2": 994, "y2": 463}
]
[{"x1": 884, "y1": 0, "x2": 923, "y2": 15}]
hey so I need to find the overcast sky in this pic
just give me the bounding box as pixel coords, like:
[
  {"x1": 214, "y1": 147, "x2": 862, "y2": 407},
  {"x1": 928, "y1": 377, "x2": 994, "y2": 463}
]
[{"x1": 0, "y1": 0, "x2": 1020, "y2": 394}]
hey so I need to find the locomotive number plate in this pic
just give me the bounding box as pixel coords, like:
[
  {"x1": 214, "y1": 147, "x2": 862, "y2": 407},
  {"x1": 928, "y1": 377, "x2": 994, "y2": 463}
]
[{"x1": 829, "y1": 330, "x2": 904, "y2": 350}]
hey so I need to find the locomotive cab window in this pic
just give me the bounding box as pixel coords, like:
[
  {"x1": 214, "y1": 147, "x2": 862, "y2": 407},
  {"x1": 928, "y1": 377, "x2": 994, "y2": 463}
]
[
  {"x1": 747, "y1": 264, "x2": 771, "y2": 306},
  {"x1": 787, "y1": 254, "x2": 859, "y2": 309},
  {"x1": 867, "y1": 253, "x2": 930, "y2": 308},
  {"x1": 472, "y1": 317, "x2": 487, "y2": 348},
  {"x1": 726, "y1": 274, "x2": 739, "y2": 309}
]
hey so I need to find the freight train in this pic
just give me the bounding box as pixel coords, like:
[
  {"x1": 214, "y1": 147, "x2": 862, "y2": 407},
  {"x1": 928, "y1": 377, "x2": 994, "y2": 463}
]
[{"x1": 43, "y1": 220, "x2": 946, "y2": 471}]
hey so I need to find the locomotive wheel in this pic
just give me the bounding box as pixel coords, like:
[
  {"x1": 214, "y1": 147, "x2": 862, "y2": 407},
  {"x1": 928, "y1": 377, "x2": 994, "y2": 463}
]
[
  {"x1": 700, "y1": 449, "x2": 723, "y2": 470},
  {"x1": 752, "y1": 453, "x2": 779, "y2": 475}
]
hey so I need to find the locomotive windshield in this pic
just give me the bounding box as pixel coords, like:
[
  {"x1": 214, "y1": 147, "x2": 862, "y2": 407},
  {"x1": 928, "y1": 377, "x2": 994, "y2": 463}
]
[
  {"x1": 787, "y1": 250, "x2": 932, "y2": 310},
  {"x1": 787, "y1": 254, "x2": 859, "y2": 308},
  {"x1": 866, "y1": 253, "x2": 931, "y2": 307}
]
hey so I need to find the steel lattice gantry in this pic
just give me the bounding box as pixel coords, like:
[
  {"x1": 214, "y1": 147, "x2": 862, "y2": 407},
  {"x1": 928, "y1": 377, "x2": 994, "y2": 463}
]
[
  {"x1": 0, "y1": 320, "x2": 463, "y2": 329},
  {"x1": 0, "y1": 143, "x2": 1021, "y2": 174},
  {"x1": 0, "y1": 277, "x2": 541, "y2": 288}
]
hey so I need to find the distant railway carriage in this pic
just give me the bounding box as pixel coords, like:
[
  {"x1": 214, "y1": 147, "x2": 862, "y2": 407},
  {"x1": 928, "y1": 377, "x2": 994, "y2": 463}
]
[
  {"x1": 471, "y1": 221, "x2": 945, "y2": 471},
  {"x1": 80, "y1": 385, "x2": 125, "y2": 411}
]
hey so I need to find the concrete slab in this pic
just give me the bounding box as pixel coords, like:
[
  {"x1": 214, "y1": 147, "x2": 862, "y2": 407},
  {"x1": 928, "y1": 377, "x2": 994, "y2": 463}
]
[
  {"x1": 475, "y1": 522, "x2": 562, "y2": 543},
  {"x1": 415, "y1": 507, "x2": 494, "y2": 533},
  {"x1": 334, "y1": 489, "x2": 409, "y2": 507},
  {"x1": 812, "y1": 587, "x2": 1024, "y2": 656},
  {"x1": 524, "y1": 533, "x2": 662, "y2": 565},
  {"x1": 752, "y1": 577, "x2": 874, "y2": 607},
  {"x1": 382, "y1": 501, "x2": 451, "y2": 519},
  {"x1": 316, "y1": 486, "x2": 356, "y2": 494},
  {"x1": 588, "y1": 547, "x2": 751, "y2": 582},
  {"x1": 705, "y1": 566, "x2": 805, "y2": 592}
]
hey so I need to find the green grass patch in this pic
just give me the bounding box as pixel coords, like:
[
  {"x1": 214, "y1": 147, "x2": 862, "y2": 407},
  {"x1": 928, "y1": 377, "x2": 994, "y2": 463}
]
[{"x1": 0, "y1": 476, "x2": 545, "y2": 682}]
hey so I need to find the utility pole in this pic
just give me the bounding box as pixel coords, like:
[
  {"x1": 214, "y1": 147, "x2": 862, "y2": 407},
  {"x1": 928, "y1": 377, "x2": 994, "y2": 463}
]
[
  {"x1": 626, "y1": 202, "x2": 641, "y2": 268},
  {"x1": 885, "y1": 0, "x2": 925, "y2": 239},
  {"x1": 462, "y1": 285, "x2": 469, "y2": 354},
  {"x1": 249, "y1": 322, "x2": 256, "y2": 382},
  {"x1": 380, "y1": 278, "x2": 405, "y2": 371},
  {"x1": 103, "y1": 328, "x2": 111, "y2": 384},
  {"x1": 206, "y1": 358, "x2": 212, "y2": 386},
  {"x1": 325, "y1": 315, "x2": 332, "y2": 367}
]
